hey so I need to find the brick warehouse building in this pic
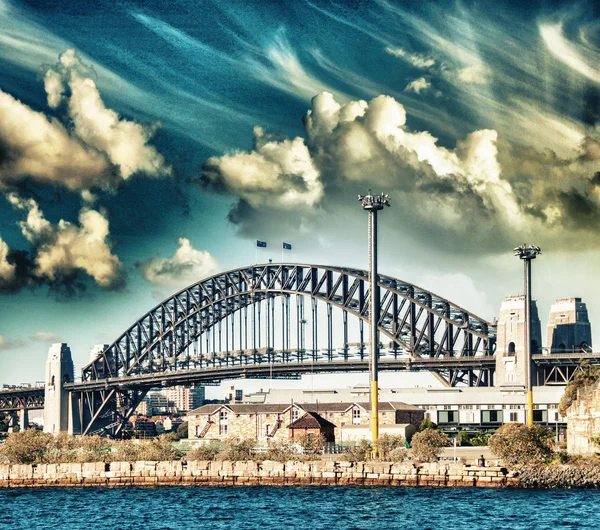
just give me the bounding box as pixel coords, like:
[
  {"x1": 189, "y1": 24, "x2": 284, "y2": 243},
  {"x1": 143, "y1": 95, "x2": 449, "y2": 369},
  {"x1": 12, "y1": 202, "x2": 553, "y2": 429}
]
[{"x1": 187, "y1": 401, "x2": 424, "y2": 445}]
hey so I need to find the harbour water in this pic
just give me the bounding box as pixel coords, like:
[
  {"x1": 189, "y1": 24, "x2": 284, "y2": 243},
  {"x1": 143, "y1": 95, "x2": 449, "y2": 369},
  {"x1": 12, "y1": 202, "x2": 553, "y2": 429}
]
[{"x1": 1, "y1": 486, "x2": 599, "y2": 529}]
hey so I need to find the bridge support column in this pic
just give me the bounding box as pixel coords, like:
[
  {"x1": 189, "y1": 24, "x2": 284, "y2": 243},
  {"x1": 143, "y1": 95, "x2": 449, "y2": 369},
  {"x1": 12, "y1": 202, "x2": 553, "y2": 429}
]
[
  {"x1": 19, "y1": 409, "x2": 29, "y2": 431},
  {"x1": 43, "y1": 343, "x2": 74, "y2": 435}
]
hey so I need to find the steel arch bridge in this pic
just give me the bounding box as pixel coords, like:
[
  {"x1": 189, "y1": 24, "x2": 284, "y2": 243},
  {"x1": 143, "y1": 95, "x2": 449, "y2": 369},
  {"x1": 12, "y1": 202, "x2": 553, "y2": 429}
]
[{"x1": 71, "y1": 263, "x2": 496, "y2": 436}]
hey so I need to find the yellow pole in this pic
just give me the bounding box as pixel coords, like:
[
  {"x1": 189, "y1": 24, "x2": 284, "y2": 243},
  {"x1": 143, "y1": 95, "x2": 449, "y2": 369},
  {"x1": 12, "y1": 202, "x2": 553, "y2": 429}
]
[
  {"x1": 527, "y1": 390, "x2": 534, "y2": 427},
  {"x1": 371, "y1": 379, "x2": 379, "y2": 458}
]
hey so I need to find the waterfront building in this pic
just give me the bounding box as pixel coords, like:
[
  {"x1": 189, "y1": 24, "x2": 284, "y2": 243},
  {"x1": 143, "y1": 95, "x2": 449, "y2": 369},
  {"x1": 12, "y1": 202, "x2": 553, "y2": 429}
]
[
  {"x1": 255, "y1": 385, "x2": 567, "y2": 438},
  {"x1": 187, "y1": 401, "x2": 423, "y2": 444}
]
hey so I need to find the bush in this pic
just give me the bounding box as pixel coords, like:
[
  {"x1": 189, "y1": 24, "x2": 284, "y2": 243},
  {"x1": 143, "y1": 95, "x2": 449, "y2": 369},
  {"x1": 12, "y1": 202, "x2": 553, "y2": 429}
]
[
  {"x1": 410, "y1": 429, "x2": 449, "y2": 462},
  {"x1": 387, "y1": 447, "x2": 410, "y2": 462},
  {"x1": 188, "y1": 441, "x2": 221, "y2": 461},
  {"x1": 455, "y1": 431, "x2": 490, "y2": 447},
  {"x1": 559, "y1": 362, "x2": 600, "y2": 416},
  {"x1": 137, "y1": 435, "x2": 183, "y2": 461},
  {"x1": 216, "y1": 438, "x2": 254, "y2": 461},
  {"x1": 297, "y1": 433, "x2": 325, "y2": 454},
  {"x1": 378, "y1": 434, "x2": 406, "y2": 460},
  {"x1": 419, "y1": 418, "x2": 439, "y2": 431},
  {"x1": 263, "y1": 441, "x2": 299, "y2": 462},
  {"x1": 345, "y1": 439, "x2": 372, "y2": 461},
  {"x1": 0, "y1": 429, "x2": 54, "y2": 464},
  {"x1": 488, "y1": 424, "x2": 553, "y2": 466}
]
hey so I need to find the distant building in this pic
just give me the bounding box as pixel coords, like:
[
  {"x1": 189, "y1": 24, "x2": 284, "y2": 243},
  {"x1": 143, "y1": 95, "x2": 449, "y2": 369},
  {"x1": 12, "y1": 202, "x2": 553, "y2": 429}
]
[
  {"x1": 547, "y1": 298, "x2": 592, "y2": 353},
  {"x1": 129, "y1": 416, "x2": 156, "y2": 438},
  {"x1": 167, "y1": 386, "x2": 205, "y2": 413},
  {"x1": 135, "y1": 400, "x2": 149, "y2": 416},
  {"x1": 147, "y1": 391, "x2": 168, "y2": 414}
]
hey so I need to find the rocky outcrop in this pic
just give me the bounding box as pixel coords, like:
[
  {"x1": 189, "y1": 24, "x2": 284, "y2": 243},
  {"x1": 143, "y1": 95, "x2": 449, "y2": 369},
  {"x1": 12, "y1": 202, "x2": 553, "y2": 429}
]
[
  {"x1": 517, "y1": 464, "x2": 600, "y2": 489},
  {"x1": 567, "y1": 380, "x2": 600, "y2": 455}
]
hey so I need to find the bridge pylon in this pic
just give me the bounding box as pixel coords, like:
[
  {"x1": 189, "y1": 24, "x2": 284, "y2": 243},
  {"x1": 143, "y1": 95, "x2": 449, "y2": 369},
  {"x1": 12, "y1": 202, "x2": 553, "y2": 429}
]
[
  {"x1": 495, "y1": 296, "x2": 542, "y2": 390},
  {"x1": 43, "y1": 343, "x2": 78, "y2": 434}
]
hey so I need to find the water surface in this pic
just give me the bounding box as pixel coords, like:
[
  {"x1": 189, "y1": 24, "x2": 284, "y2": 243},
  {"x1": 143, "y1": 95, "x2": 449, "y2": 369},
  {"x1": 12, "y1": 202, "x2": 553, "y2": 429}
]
[{"x1": 1, "y1": 486, "x2": 598, "y2": 529}]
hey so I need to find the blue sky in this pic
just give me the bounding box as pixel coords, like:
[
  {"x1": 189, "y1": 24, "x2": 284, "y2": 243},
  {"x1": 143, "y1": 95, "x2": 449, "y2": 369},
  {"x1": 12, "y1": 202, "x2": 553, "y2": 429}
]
[{"x1": 1, "y1": 0, "x2": 600, "y2": 384}]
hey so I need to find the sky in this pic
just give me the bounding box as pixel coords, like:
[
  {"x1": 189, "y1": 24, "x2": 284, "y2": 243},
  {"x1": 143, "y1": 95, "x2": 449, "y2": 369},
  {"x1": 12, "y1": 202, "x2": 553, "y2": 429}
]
[{"x1": 1, "y1": 0, "x2": 599, "y2": 385}]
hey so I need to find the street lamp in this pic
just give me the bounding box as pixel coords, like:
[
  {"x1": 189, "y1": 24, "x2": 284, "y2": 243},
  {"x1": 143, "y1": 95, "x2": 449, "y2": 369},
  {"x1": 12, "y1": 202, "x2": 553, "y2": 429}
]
[
  {"x1": 358, "y1": 191, "x2": 390, "y2": 458},
  {"x1": 514, "y1": 244, "x2": 541, "y2": 427}
]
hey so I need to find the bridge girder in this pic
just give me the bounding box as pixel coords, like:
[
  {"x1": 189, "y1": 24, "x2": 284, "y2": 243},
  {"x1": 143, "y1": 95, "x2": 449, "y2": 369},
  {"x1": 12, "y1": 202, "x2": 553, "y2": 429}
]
[{"x1": 83, "y1": 264, "x2": 496, "y2": 382}]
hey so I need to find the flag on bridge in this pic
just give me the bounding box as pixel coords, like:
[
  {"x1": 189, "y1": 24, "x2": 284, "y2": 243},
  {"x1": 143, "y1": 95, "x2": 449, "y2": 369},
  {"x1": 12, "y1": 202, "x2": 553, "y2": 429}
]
[
  {"x1": 283, "y1": 242, "x2": 292, "y2": 250},
  {"x1": 257, "y1": 240, "x2": 267, "y2": 248}
]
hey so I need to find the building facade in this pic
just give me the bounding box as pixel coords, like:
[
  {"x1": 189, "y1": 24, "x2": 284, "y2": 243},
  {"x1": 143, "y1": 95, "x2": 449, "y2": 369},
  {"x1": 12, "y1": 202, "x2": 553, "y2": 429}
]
[{"x1": 187, "y1": 401, "x2": 423, "y2": 444}]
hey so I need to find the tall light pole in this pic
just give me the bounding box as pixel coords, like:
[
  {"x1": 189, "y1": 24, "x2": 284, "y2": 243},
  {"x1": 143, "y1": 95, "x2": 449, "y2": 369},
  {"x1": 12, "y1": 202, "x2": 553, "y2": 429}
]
[
  {"x1": 514, "y1": 244, "x2": 541, "y2": 427},
  {"x1": 358, "y1": 191, "x2": 390, "y2": 458}
]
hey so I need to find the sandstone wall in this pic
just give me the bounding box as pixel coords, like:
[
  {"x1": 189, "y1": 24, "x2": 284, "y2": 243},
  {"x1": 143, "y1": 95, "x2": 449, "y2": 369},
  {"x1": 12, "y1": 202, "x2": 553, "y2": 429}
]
[
  {"x1": 0, "y1": 460, "x2": 517, "y2": 488},
  {"x1": 567, "y1": 381, "x2": 600, "y2": 455}
]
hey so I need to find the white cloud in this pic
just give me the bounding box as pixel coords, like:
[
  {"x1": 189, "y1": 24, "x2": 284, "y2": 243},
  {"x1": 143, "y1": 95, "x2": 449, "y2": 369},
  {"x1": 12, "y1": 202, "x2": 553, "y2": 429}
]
[
  {"x1": 7, "y1": 195, "x2": 51, "y2": 243},
  {"x1": 385, "y1": 47, "x2": 435, "y2": 68},
  {"x1": 0, "y1": 49, "x2": 171, "y2": 193},
  {"x1": 540, "y1": 23, "x2": 600, "y2": 85},
  {"x1": 0, "y1": 90, "x2": 114, "y2": 191},
  {"x1": 46, "y1": 49, "x2": 172, "y2": 180},
  {"x1": 404, "y1": 77, "x2": 431, "y2": 94},
  {"x1": 31, "y1": 332, "x2": 61, "y2": 343},
  {"x1": 138, "y1": 238, "x2": 219, "y2": 287},
  {"x1": 0, "y1": 336, "x2": 24, "y2": 351},
  {"x1": 0, "y1": 237, "x2": 16, "y2": 286},
  {"x1": 203, "y1": 126, "x2": 324, "y2": 209},
  {"x1": 8, "y1": 197, "x2": 124, "y2": 288},
  {"x1": 456, "y1": 63, "x2": 490, "y2": 84}
]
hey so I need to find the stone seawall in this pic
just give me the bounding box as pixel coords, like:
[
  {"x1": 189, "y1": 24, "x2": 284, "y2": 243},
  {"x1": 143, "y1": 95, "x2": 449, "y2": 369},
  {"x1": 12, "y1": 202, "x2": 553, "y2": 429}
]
[{"x1": 0, "y1": 460, "x2": 518, "y2": 488}]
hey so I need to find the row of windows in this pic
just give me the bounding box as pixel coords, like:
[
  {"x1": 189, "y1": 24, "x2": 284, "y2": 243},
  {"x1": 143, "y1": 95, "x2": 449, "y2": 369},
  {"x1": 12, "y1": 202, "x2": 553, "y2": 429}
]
[{"x1": 437, "y1": 409, "x2": 557, "y2": 424}]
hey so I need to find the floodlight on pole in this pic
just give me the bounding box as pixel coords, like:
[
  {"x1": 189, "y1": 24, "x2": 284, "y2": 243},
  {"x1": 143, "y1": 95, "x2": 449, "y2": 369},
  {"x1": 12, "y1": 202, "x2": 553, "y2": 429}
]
[
  {"x1": 514, "y1": 244, "x2": 541, "y2": 427},
  {"x1": 358, "y1": 191, "x2": 390, "y2": 459}
]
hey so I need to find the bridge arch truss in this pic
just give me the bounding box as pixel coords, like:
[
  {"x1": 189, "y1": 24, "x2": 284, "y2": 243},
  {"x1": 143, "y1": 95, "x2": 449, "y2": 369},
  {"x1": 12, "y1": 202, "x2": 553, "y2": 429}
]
[{"x1": 76, "y1": 264, "x2": 496, "y2": 435}]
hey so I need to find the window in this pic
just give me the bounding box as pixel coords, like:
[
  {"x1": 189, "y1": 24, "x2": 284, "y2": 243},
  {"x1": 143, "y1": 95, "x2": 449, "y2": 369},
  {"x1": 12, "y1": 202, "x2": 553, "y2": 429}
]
[
  {"x1": 438, "y1": 411, "x2": 458, "y2": 424},
  {"x1": 507, "y1": 342, "x2": 516, "y2": 356},
  {"x1": 219, "y1": 411, "x2": 228, "y2": 435},
  {"x1": 352, "y1": 408, "x2": 361, "y2": 425},
  {"x1": 509, "y1": 412, "x2": 518, "y2": 422},
  {"x1": 533, "y1": 410, "x2": 548, "y2": 423},
  {"x1": 291, "y1": 408, "x2": 299, "y2": 421},
  {"x1": 482, "y1": 410, "x2": 503, "y2": 423}
]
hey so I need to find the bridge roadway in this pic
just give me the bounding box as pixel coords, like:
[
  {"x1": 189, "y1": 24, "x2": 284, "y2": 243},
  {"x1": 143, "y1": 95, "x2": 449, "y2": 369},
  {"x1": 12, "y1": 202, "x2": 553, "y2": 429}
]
[
  {"x1": 3, "y1": 351, "x2": 600, "y2": 412},
  {"x1": 64, "y1": 356, "x2": 496, "y2": 392},
  {"x1": 0, "y1": 386, "x2": 44, "y2": 412}
]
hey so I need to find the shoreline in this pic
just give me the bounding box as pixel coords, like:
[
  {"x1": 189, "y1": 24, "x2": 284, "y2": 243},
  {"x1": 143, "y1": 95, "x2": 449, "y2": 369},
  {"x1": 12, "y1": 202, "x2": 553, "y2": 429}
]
[
  {"x1": 2, "y1": 460, "x2": 518, "y2": 488},
  {"x1": 3, "y1": 460, "x2": 600, "y2": 489}
]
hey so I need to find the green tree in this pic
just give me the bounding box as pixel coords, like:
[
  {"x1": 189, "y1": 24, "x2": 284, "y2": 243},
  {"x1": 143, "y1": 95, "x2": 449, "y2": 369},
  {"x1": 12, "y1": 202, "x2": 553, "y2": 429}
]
[
  {"x1": 377, "y1": 434, "x2": 406, "y2": 460},
  {"x1": 345, "y1": 439, "x2": 372, "y2": 461},
  {"x1": 410, "y1": 429, "x2": 449, "y2": 462},
  {"x1": 419, "y1": 418, "x2": 439, "y2": 431},
  {"x1": 176, "y1": 422, "x2": 188, "y2": 440},
  {"x1": 488, "y1": 423, "x2": 553, "y2": 466}
]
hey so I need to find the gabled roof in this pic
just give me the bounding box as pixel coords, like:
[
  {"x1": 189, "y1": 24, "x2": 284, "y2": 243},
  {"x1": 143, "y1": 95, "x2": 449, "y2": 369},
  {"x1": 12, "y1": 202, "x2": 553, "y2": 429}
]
[
  {"x1": 188, "y1": 403, "x2": 293, "y2": 416},
  {"x1": 288, "y1": 411, "x2": 336, "y2": 430}
]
